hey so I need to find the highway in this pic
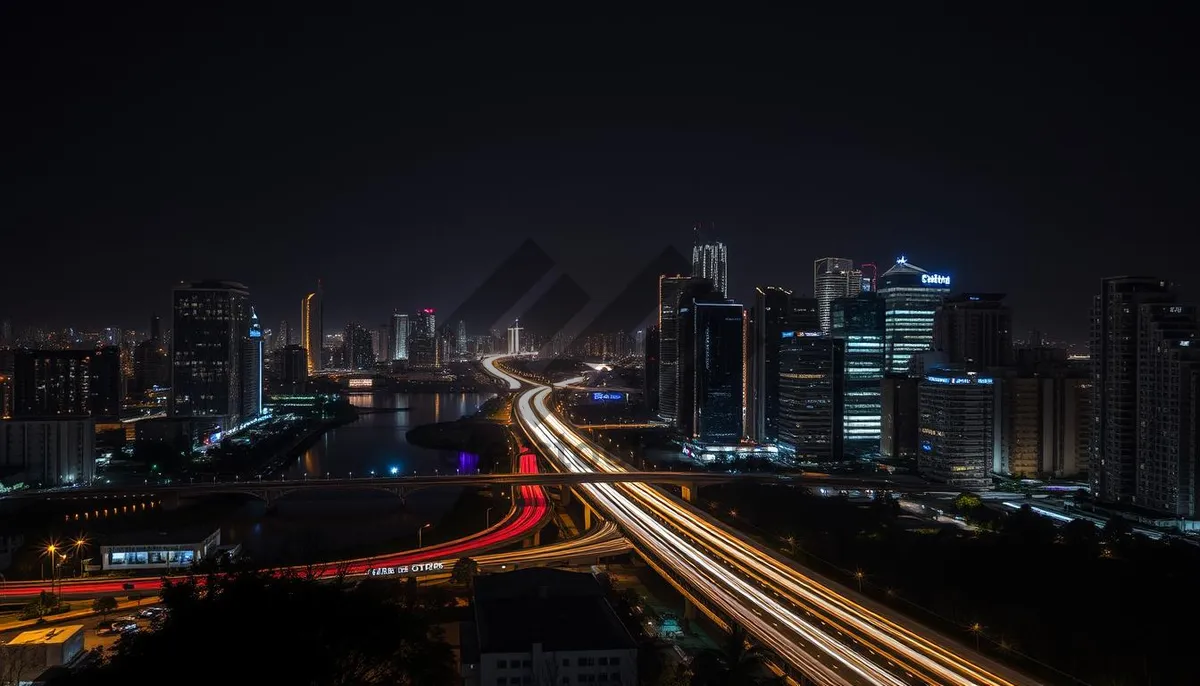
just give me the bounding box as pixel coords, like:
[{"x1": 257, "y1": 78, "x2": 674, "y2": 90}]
[
  {"x1": 484, "y1": 356, "x2": 1039, "y2": 686},
  {"x1": 1, "y1": 450, "x2": 552, "y2": 601}
]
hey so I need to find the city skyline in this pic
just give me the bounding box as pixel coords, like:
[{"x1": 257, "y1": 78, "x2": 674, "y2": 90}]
[{"x1": 4, "y1": 11, "x2": 1195, "y2": 341}]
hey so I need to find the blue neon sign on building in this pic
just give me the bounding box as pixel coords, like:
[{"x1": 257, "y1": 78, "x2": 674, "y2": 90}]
[{"x1": 592, "y1": 391, "x2": 625, "y2": 402}]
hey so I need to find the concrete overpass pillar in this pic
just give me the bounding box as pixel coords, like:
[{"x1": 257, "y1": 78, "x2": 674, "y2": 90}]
[{"x1": 679, "y1": 483, "x2": 696, "y2": 504}]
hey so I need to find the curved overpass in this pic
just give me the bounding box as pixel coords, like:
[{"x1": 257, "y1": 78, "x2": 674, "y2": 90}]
[{"x1": 488, "y1": 356, "x2": 1039, "y2": 686}]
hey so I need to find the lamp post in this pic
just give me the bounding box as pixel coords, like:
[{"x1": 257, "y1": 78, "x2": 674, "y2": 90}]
[
  {"x1": 73, "y1": 537, "x2": 89, "y2": 577},
  {"x1": 486, "y1": 507, "x2": 494, "y2": 528},
  {"x1": 418, "y1": 523, "x2": 431, "y2": 548}
]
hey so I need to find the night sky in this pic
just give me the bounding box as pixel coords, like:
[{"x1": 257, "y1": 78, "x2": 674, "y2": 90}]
[{"x1": 4, "y1": 9, "x2": 1196, "y2": 343}]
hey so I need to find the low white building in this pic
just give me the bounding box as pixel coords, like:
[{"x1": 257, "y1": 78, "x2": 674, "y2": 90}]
[
  {"x1": 466, "y1": 568, "x2": 637, "y2": 686},
  {"x1": 0, "y1": 419, "x2": 95, "y2": 487},
  {"x1": 1, "y1": 624, "x2": 85, "y2": 683},
  {"x1": 100, "y1": 528, "x2": 220, "y2": 571}
]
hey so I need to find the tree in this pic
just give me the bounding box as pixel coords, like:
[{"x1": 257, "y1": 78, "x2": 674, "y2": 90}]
[
  {"x1": 690, "y1": 624, "x2": 770, "y2": 686},
  {"x1": 953, "y1": 492, "x2": 982, "y2": 511},
  {"x1": 92, "y1": 595, "x2": 118, "y2": 618},
  {"x1": 1102, "y1": 515, "x2": 1133, "y2": 541},
  {"x1": 58, "y1": 571, "x2": 456, "y2": 686},
  {"x1": 451, "y1": 557, "x2": 479, "y2": 588},
  {"x1": 0, "y1": 644, "x2": 41, "y2": 686}
]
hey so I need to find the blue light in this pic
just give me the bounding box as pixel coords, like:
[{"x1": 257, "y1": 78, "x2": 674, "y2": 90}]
[
  {"x1": 592, "y1": 391, "x2": 625, "y2": 402},
  {"x1": 781, "y1": 331, "x2": 796, "y2": 339},
  {"x1": 389, "y1": 466, "x2": 399, "y2": 476},
  {"x1": 921, "y1": 441, "x2": 932, "y2": 452}
]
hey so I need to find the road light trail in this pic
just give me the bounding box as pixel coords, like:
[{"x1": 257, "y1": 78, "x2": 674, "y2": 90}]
[{"x1": 488, "y1": 356, "x2": 1038, "y2": 686}]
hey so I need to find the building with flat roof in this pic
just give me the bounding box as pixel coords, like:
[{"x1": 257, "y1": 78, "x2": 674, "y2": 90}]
[
  {"x1": 100, "y1": 527, "x2": 220, "y2": 571},
  {"x1": 1, "y1": 624, "x2": 85, "y2": 682},
  {"x1": 465, "y1": 568, "x2": 637, "y2": 686}
]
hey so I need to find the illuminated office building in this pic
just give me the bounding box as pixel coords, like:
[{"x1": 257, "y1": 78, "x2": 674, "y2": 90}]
[
  {"x1": 831, "y1": 293, "x2": 885, "y2": 457},
  {"x1": 879, "y1": 257, "x2": 951, "y2": 374},
  {"x1": 507, "y1": 320, "x2": 523, "y2": 355},
  {"x1": 814, "y1": 258, "x2": 863, "y2": 333},
  {"x1": 241, "y1": 309, "x2": 264, "y2": 418},
  {"x1": 344, "y1": 323, "x2": 374, "y2": 370},
  {"x1": 409, "y1": 308, "x2": 439, "y2": 369},
  {"x1": 171, "y1": 280, "x2": 251, "y2": 428},
  {"x1": 691, "y1": 238, "x2": 728, "y2": 297},
  {"x1": 301, "y1": 281, "x2": 323, "y2": 374},
  {"x1": 279, "y1": 344, "x2": 309, "y2": 394},
  {"x1": 777, "y1": 331, "x2": 845, "y2": 462},
  {"x1": 392, "y1": 312, "x2": 409, "y2": 361},
  {"x1": 918, "y1": 368, "x2": 998, "y2": 490},
  {"x1": 644, "y1": 325, "x2": 660, "y2": 415},
  {"x1": 11, "y1": 348, "x2": 119, "y2": 420}
]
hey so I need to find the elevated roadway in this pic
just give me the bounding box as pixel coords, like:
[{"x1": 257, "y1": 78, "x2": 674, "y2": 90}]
[{"x1": 485, "y1": 355, "x2": 1040, "y2": 686}]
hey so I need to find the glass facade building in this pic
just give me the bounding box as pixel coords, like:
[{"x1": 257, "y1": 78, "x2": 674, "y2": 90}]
[
  {"x1": 832, "y1": 293, "x2": 885, "y2": 457},
  {"x1": 171, "y1": 280, "x2": 251, "y2": 428},
  {"x1": 689, "y1": 300, "x2": 745, "y2": 445},
  {"x1": 777, "y1": 331, "x2": 845, "y2": 462},
  {"x1": 917, "y1": 370, "x2": 997, "y2": 490},
  {"x1": 879, "y1": 258, "x2": 951, "y2": 374}
]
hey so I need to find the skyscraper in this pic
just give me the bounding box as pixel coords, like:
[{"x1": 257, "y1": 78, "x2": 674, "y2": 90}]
[
  {"x1": 813, "y1": 257, "x2": 861, "y2": 333},
  {"x1": 933, "y1": 293, "x2": 1013, "y2": 368},
  {"x1": 749, "y1": 286, "x2": 793, "y2": 442},
  {"x1": 879, "y1": 257, "x2": 951, "y2": 374},
  {"x1": 410, "y1": 308, "x2": 439, "y2": 369},
  {"x1": 11, "y1": 349, "x2": 119, "y2": 418},
  {"x1": 691, "y1": 234, "x2": 728, "y2": 297},
  {"x1": 777, "y1": 331, "x2": 845, "y2": 462},
  {"x1": 831, "y1": 293, "x2": 885, "y2": 457},
  {"x1": 344, "y1": 323, "x2": 374, "y2": 370},
  {"x1": 279, "y1": 344, "x2": 308, "y2": 394},
  {"x1": 392, "y1": 312, "x2": 410, "y2": 361},
  {"x1": 658, "y1": 275, "x2": 712, "y2": 425},
  {"x1": 171, "y1": 280, "x2": 251, "y2": 428},
  {"x1": 241, "y1": 308, "x2": 264, "y2": 418},
  {"x1": 276, "y1": 320, "x2": 290, "y2": 349},
  {"x1": 456, "y1": 320, "x2": 468, "y2": 357},
  {"x1": 1090, "y1": 276, "x2": 1175, "y2": 503},
  {"x1": 507, "y1": 320, "x2": 523, "y2": 354},
  {"x1": 301, "y1": 282, "x2": 324, "y2": 374},
  {"x1": 1134, "y1": 302, "x2": 1200, "y2": 516},
  {"x1": 644, "y1": 325, "x2": 660, "y2": 416},
  {"x1": 918, "y1": 367, "x2": 998, "y2": 490},
  {"x1": 683, "y1": 298, "x2": 744, "y2": 444}
]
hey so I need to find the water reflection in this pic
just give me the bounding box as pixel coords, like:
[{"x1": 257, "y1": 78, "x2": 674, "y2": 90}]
[{"x1": 459, "y1": 451, "x2": 479, "y2": 474}]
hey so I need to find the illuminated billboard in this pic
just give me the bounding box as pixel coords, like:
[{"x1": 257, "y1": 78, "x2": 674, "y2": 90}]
[
  {"x1": 368, "y1": 561, "x2": 445, "y2": 576},
  {"x1": 921, "y1": 273, "x2": 951, "y2": 286},
  {"x1": 591, "y1": 391, "x2": 625, "y2": 402},
  {"x1": 347, "y1": 378, "x2": 374, "y2": 388}
]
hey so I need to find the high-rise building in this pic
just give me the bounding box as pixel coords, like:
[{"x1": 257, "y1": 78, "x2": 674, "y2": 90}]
[
  {"x1": 934, "y1": 294, "x2": 1013, "y2": 369},
  {"x1": 749, "y1": 286, "x2": 792, "y2": 443},
  {"x1": 1090, "y1": 276, "x2": 1175, "y2": 504},
  {"x1": 11, "y1": 349, "x2": 119, "y2": 419},
  {"x1": 918, "y1": 367, "x2": 998, "y2": 490},
  {"x1": 685, "y1": 299, "x2": 744, "y2": 445},
  {"x1": 657, "y1": 275, "x2": 711, "y2": 424},
  {"x1": 831, "y1": 293, "x2": 885, "y2": 457},
  {"x1": 241, "y1": 309, "x2": 264, "y2": 419},
  {"x1": 301, "y1": 282, "x2": 323, "y2": 374},
  {"x1": 391, "y1": 312, "x2": 410, "y2": 361},
  {"x1": 279, "y1": 345, "x2": 309, "y2": 394},
  {"x1": 276, "y1": 320, "x2": 290, "y2": 349},
  {"x1": 1134, "y1": 302, "x2": 1200, "y2": 516},
  {"x1": 410, "y1": 308, "x2": 439, "y2": 369},
  {"x1": 880, "y1": 376, "x2": 919, "y2": 462},
  {"x1": 644, "y1": 325, "x2": 660, "y2": 416},
  {"x1": 691, "y1": 236, "x2": 728, "y2": 297},
  {"x1": 879, "y1": 257, "x2": 951, "y2": 374},
  {"x1": 996, "y1": 350, "x2": 1091, "y2": 478},
  {"x1": 777, "y1": 331, "x2": 844, "y2": 462},
  {"x1": 171, "y1": 280, "x2": 251, "y2": 428},
  {"x1": 506, "y1": 320, "x2": 523, "y2": 355},
  {"x1": 814, "y1": 258, "x2": 862, "y2": 333},
  {"x1": 88, "y1": 346, "x2": 122, "y2": 421},
  {"x1": 456, "y1": 320, "x2": 468, "y2": 357},
  {"x1": 343, "y1": 323, "x2": 374, "y2": 370},
  {"x1": 0, "y1": 418, "x2": 95, "y2": 486}
]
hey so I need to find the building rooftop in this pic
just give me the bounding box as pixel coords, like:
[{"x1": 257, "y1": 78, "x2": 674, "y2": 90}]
[
  {"x1": 101, "y1": 526, "x2": 219, "y2": 548},
  {"x1": 474, "y1": 569, "x2": 636, "y2": 654},
  {"x1": 7, "y1": 625, "x2": 84, "y2": 646}
]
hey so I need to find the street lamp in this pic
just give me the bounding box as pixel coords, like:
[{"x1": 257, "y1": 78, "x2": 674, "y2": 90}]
[
  {"x1": 73, "y1": 537, "x2": 89, "y2": 577},
  {"x1": 969, "y1": 622, "x2": 984, "y2": 651},
  {"x1": 486, "y1": 507, "x2": 494, "y2": 528},
  {"x1": 854, "y1": 568, "x2": 865, "y2": 593},
  {"x1": 418, "y1": 523, "x2": 431, "y2": 548}
]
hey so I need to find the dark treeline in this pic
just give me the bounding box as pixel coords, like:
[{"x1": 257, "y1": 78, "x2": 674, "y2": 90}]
[{"x1": 707, "y1": 483, "x2": 1195, "y2": 685}]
